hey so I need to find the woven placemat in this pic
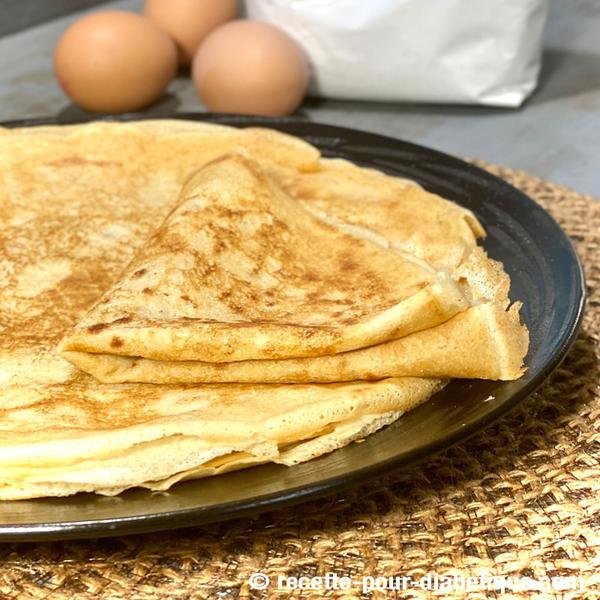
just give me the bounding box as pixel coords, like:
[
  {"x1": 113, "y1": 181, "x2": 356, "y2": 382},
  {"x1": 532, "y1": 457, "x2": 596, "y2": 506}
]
[{"x1": 0, "y1": 165, "x2": 598, "y2": 600}]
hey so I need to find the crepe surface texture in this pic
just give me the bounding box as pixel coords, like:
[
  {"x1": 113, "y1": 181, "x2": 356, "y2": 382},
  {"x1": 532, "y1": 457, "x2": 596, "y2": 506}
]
[{"x1": 0, "y1": 120, "x2": 528, "y2": 499}]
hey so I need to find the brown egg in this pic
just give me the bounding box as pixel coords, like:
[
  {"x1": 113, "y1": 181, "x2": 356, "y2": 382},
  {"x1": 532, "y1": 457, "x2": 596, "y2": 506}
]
[
  {"x1": 144, "y1": 0, "x2": 238, "y2": 66},
  {"x1": 192, "y1": 20, "x2": 309, "y2": 117},
  {"x1": 54, "y1": 11, "x2": 177, "y2": 113}
]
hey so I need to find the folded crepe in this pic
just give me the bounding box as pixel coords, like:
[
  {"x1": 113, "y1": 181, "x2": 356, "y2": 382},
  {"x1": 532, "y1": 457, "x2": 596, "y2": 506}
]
[
  {"x1": 59, "y1": 153, "x2": 527, "y2": 384},
  {"x1": 64, "y1": 303, "x2": 526, "y2": 384},
  {"x1": 58, "y1": 153, "x2": 469, "y2": 365}
]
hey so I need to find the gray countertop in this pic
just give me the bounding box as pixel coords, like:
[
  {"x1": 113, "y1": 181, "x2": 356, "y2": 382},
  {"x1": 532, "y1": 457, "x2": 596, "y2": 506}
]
[{"x1": 0, "y1": 0, "x2": 598, "y2": 196}]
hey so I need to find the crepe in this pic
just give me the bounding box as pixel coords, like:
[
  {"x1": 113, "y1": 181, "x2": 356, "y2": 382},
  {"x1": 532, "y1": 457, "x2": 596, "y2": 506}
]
[
  {"x1": 0, "y1": 119, "x2": 527, "y2": 500},
  {"x1": 58, "y1": 153, "x2": 468, "y2": 364},
  {"x1": 58, "y1": 153, "x2": 527, "y2": 384},
  {"x1": 0, "y1": 121, "x2": 450, "y2": 499},
  {"x1": 63, "y1": 303, "x2": 527, "y2": 384},
  {"x1": 0, "y1": 375, "x2": 444, "y2": 500}
]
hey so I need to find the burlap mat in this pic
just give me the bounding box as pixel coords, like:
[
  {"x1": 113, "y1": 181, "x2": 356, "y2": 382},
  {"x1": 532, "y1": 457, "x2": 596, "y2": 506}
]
[{"x1": 0, "y1": 165, "x2": 598, "y2": 600}]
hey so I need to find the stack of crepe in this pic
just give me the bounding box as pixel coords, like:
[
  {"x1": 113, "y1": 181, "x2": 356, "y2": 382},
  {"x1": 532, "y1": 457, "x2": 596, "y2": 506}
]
[{"x1": 0, "y1": 121, "x2": 528, "y2": 500}]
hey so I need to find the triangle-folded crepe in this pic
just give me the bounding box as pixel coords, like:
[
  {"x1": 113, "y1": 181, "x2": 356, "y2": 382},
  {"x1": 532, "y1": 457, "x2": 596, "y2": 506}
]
[
  {"x1": 59, "y1": 154, "x2": 527, "y2": 384},
  {"x1": 59, "y1": 153, "x2": 469, "y2": 366}
]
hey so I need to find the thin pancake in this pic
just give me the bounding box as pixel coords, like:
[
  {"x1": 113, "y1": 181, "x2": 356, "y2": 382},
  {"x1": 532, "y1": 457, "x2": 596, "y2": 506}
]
[
  {"x1": 58, "y1": 153, "x2": 468, "y2": 364},
  {"x1": 0, "y1": 119, "x2": 526, "y2": 500},
  {"x1": 0, "y1": 377, "x2": 443, "y2": 499},
  {"x1": 63, "y1": 302, "x2": 527, "y2": 384},
  {"x1": 0, "y1": 121, "x2": 452, "y2": 500},
  {"x1": 56, "y1": 149, "x2": 526, "y2": 384}
]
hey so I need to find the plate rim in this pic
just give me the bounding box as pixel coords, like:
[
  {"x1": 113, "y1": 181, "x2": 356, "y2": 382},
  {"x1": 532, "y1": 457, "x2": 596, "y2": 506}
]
[{"x1": 0, "y1": 113, "x2": 586, "y2": 541}]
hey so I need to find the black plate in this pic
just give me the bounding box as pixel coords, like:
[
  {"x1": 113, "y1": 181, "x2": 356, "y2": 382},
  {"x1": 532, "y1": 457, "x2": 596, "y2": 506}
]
[{"x1": 0, "y1": 114, "x2": 585, "y2": 541}]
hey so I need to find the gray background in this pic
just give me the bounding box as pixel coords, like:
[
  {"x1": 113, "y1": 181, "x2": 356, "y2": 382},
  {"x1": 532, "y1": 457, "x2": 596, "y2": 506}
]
[
  {"x1": 0, "y1": 0, "x2": 598, "y2": 196},
  {"x1": 0, "y1": 0, "x2": 105, "y2": 35}
]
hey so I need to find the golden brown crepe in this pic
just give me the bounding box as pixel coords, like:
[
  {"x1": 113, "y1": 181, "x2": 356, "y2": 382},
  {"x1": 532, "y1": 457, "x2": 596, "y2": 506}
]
[
  {"x1": 0, "y1": 119, "x2": 527, "y2": 500},
  {"x1": 0, "y1": 375, "x2": 444, "y2": 500},
  {"x1": 58, "y1": 153, "x2": 527, "y2": 385},
  {"x1": 63, "y1": 303, "x2": 527, "y2": 384},
  {"x1": 58, "y1": 153, "x2": 468, "y2": 364}
]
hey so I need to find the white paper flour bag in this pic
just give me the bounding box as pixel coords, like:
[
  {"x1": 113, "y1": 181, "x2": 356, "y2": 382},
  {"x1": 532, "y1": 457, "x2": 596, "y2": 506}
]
[{"x1": 245, "y1": 0, "x2": 549, "y2": 106}]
